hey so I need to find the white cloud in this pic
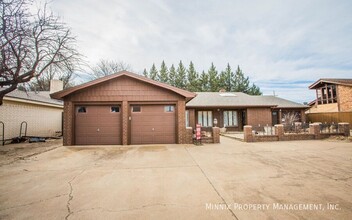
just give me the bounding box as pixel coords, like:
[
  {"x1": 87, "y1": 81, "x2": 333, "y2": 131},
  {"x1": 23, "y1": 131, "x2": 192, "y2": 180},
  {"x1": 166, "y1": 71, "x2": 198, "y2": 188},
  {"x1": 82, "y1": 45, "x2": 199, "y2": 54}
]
[{"x1": 50, "y1": 0, "x2": 352, "y2": 103}]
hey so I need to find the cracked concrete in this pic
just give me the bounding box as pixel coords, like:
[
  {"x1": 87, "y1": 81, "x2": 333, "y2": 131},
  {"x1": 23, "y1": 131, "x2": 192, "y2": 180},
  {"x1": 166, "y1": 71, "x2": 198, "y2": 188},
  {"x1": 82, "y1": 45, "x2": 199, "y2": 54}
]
[{"x1": 0, "y1": 137, "x2": 351, "y2": 219}]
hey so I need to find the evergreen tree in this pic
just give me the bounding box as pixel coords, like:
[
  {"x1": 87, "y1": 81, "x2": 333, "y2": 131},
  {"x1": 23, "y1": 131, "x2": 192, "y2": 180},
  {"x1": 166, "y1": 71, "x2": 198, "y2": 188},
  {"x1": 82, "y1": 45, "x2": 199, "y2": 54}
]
[
  {"x1": 175, "y1": 61, "x2": 187, "y2": 89},
  {"x1": 143, "y1": 68, "x2": 149, "y2": 78},
  {"x1": 200, "y1": 70, "x2": 210, "y2": 92},
  {"x1": 149, "y1": 63, "x2": 158, "y2": 80},
  {"x1": 218, "y1": 63, "x2": 234, "y2": 92},
  {"x1": 233, "y1": 65, "x2": 250, "y2": 93},
  {"x1": 159, "y1": 61, "x2": 169, "y2": 83},
  {"x1": 208, "y1": 63, "x2": 219, "y2": 92},
  {"x1": 168, "y1": 64, "x2": 177, "y2": 87},
  {"x1": 248, "y1": 83, "x2": 262, "y2": 95},
  {"x1": 186, "y1": 61, "x2": 200, "y2": 92}
]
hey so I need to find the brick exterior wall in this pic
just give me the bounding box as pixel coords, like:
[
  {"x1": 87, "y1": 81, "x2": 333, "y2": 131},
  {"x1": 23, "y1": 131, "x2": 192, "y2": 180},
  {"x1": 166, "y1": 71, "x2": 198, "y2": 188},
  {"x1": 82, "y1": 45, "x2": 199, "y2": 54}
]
[
  {"x1": 185, "y1": 127, "x2": 193, "y2": 144},
  {"x1": 63, "y1": 101, "x2": 74, "y2": 146},
  {"x1": 62, "y1": 76, "x2": 188, "y2": 145},
  {"x1": 243, "y1": 123, "x2": 350, "y2": 142},
  {"x1": 177, "y1": 100, "x2": 187, "y2": 144},
  {"x1": 337, "y1": 85, "x2": 352, "y2": 112},
  {"x1": 0, "y1": 99, "x2": 63, "y2": 141},
  {"x1": 247, "y1": 108, "x2": 272, "y2": 126}
]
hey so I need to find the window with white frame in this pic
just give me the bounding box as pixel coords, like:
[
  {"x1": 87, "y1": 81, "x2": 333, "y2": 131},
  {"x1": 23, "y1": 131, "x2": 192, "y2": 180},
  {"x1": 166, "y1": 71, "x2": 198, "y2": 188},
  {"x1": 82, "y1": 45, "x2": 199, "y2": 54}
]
[
  {"x1": 197, "y1": 111, "x2": 213, "y2": 127},
  {"x1": 223, "y1": 110, "x2": 238, "y2": 127}
]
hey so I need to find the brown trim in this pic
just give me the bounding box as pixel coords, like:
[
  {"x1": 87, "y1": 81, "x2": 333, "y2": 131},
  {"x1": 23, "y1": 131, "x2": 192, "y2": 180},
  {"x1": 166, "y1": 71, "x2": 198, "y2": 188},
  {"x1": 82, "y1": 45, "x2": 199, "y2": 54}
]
[
  {"x1": 51, "y1": 71, "x2": 196, "y2": 100},
  {"x1": 309, "y1": 78, "x2": 352, "y2": 89}
]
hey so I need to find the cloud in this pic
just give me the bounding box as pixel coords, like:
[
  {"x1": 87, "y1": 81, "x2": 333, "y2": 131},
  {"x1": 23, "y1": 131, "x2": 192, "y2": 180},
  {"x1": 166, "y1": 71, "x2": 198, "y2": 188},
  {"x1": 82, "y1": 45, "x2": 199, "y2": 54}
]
[{"x1": 50, "y1": 0, "x2": 352, "y2": 103}]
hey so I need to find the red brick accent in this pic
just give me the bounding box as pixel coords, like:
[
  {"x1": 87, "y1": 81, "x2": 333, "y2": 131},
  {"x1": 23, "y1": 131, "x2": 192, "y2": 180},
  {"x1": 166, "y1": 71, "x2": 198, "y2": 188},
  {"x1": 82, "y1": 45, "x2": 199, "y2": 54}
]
[
  {"x1": 309, "y1": 123, "x2": 320, "y2": 139},
  {"x1": 185, "y1": 127, "x2": 193, "y2": 144},
  {"x1": 244, "y1": 125, "x2": 253, "y2": 142},
  {"x1": 212, "y1": 127, "x2": 220, "y2": 143},
  {"x1": 177, "y1": 100, "x2": 187, "y2": 144},
  {"x1": 122, "y1": 101, "x2": 128, "y2": 145},
  {"x1": 275, "y1": 124, "x2": 284, "y2": 140},
  {"x1": 63, "y1": 101, "x2": 74, "y2": 146}
]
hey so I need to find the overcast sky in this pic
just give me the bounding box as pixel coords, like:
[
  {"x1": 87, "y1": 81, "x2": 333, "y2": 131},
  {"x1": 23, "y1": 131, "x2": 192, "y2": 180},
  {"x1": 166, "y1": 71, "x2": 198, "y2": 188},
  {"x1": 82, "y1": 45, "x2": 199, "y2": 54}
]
[{"x1": 50, "y1": 0, "x2": 352, "y2": 103}]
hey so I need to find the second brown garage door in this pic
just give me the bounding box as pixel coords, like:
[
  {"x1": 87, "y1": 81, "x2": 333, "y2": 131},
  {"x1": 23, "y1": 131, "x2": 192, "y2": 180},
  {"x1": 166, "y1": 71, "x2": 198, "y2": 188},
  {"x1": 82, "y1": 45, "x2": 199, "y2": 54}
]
[
  {"x1": 131, "y1": 105, "x2": 176, "y2": 144},
  {"x1": 75, "y1": 105, "x2": 121, "y2": 145}
]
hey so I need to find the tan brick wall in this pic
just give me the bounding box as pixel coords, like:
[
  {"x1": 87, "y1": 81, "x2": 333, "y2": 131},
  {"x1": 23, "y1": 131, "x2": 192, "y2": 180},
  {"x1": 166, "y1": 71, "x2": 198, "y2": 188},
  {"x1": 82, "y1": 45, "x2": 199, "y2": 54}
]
[
  {"x1": 247, "y1": 108, "x2": 272, "y2": 126},
  {"x1": 337, "y1": 85, "x2": 352, "y2": 112},
  {"x1": 0, "y1": 99, "x2": 62, "y2": 140}
]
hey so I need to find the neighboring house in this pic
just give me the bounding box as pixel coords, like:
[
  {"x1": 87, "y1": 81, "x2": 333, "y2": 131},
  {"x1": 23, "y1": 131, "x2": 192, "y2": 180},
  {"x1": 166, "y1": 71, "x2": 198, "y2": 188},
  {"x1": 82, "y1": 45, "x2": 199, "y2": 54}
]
[
  {"x1": 307, "y1": 78, "x2": 352, "y2": 113},
  {"x1": 0, "y1": 82, "x2": 63, "y2": 141},
  {"x1": 50, "y1": 71, "x2": 196, "y2": 146},
  {"x1": 186, "y1": 92, "x2": 308, "y2": 131}
]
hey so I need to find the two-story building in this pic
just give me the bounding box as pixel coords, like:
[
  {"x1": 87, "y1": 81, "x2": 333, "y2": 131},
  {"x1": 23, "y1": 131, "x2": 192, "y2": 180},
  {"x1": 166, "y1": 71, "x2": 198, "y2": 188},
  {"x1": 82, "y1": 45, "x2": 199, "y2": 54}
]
[{"x1": 307, "y1": 78, "x2": 352, "y2": 113}]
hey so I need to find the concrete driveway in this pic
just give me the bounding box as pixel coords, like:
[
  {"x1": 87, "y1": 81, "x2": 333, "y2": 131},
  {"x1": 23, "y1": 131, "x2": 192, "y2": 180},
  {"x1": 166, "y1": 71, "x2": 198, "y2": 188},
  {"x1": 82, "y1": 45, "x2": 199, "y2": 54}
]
[{"x1": 0, "y1": 137, "x2": 351, "y2": 219}]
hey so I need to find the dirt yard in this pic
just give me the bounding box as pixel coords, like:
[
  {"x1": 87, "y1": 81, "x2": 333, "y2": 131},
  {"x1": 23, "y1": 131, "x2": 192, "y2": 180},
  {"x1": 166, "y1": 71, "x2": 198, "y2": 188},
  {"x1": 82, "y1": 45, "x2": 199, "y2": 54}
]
[{"x1": 0, "y1": 137, "x2": 351, "y2": 219}]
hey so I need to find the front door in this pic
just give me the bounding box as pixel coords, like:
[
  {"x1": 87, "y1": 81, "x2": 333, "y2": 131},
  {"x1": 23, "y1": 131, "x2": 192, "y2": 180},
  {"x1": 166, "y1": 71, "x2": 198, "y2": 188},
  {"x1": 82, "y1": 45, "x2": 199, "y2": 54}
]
[{"x1": 272, "y1": 111, "x2": 279, "y2": 125}]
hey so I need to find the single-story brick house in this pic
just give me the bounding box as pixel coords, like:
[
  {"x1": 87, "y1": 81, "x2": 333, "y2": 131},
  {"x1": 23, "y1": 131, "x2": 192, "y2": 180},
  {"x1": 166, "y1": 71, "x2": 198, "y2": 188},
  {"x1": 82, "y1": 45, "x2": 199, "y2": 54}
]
[
  {"x1": 51, "y1": 71, "x2": 308, "y2": 145},
  {"x1": 50, "y1": 71, "x2": 196, "y2": 146},
  {"x1": 0, "y1": 87, "x2": 63, "y2": 143},
  {"x1": 186, "y1": 92, "x2": 308, "y2": 131}
]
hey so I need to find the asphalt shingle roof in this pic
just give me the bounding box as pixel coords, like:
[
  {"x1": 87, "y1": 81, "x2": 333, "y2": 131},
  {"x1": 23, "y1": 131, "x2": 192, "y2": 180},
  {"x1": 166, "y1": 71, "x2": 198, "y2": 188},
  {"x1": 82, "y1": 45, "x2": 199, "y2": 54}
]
[
  {"x1": 186, "y1": 92, "x2": 307, "y2": 108},
  {"x1": 5, "y1": 90, "x2": 63, "y2": 106}
]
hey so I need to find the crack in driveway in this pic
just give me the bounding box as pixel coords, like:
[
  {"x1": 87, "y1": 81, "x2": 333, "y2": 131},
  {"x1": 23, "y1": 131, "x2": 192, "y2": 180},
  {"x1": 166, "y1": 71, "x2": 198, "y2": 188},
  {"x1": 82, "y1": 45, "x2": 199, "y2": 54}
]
[
  {"x1": 184, "y1": 146, "x2": 239, "y2": 220},
  {"x1": 0, "y1": 193, "x2": 67, "y2": 211},
  {"x1": 65, "y1": 169, "x2": 87, "y2": 220},
  {"x1": 74, "y1": 203, "x2": 203, "y2": 214}
]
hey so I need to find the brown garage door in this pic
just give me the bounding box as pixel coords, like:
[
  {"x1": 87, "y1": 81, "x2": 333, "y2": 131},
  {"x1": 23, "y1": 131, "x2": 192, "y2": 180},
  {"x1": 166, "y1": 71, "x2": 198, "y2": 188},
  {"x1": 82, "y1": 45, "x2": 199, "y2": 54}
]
[
  {"x1": 75, "y1": 105, "x2": 121, "y2": 145},
  {"x1": 131, "y1": 105, "x2": 176, "y2": 144}
]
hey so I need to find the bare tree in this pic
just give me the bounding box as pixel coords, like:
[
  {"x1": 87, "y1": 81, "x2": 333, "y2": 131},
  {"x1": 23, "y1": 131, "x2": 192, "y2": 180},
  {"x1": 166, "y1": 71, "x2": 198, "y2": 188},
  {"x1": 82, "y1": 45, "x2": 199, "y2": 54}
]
[
  {"x1": 28, "y1": 62, "x2": 77, "y2": 91},
  {"x1": 90, "y1": 59, "x2": 132, "y2": 79},
  {"x1": 0, "y1": 0, "x2": 80, "y2": 104}
]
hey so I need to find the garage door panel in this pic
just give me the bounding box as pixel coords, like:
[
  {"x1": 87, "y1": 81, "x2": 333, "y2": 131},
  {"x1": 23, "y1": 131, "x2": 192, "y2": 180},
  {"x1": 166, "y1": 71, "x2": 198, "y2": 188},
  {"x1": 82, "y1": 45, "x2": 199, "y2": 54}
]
[
  {"x1": 131, "y1": 105, "x2": 176, "y2": 145},
  {"x1": 75, "y1": 105, "x2": 121, "y2": 145}
]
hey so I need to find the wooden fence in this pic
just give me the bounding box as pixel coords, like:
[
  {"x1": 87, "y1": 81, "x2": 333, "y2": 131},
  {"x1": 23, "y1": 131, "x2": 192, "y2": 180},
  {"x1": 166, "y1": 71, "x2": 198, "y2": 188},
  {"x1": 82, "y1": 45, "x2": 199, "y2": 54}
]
[{"x1": 306, "y1": 112, "x2": 352, "y2": 124}]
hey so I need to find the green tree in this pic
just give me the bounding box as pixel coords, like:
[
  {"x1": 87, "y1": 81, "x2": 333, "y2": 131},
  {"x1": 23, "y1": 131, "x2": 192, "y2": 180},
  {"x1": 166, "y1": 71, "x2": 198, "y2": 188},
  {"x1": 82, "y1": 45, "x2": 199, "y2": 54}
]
[
  {"x1": 175, "y1": 61, "x2": 187, "y2": 89},
  {"x1": 208, "y1": 63, "x2": 219, "y2": 92},
  {"x1": 218, "y1": 63, "x2": 234, "y2": 92},
  {"x1": 233, "y1": 65, "x2": 250, "y2": 93},
  {"x1": 149, "y1": 64, "x2": 158, "y2": 80},
  {"x1": 158, "y1": 61, "x2": 168, "y2": 83},
  {"x1": 200, "y1": 70, "x2": 210, "y2": 92},
  {"x1": 168, "y1": 64, "x2": 177, "y2": 86},
  {"x1": 143, "y1": 68, "x2": 149, "y2": 78},
  {"x1": 248, "y1": 83, "x2": 262, "y2": 95},
  {"x1": 186, "y1": 61, "x2": 200, "y2": 92}
]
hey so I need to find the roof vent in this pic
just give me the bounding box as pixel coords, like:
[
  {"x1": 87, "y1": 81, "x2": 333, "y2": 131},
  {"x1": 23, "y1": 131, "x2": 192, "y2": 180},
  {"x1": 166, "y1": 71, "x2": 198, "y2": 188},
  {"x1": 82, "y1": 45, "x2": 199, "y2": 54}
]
[{"x1": 219, "y1": 93, "x2": 237, "y2": 97}]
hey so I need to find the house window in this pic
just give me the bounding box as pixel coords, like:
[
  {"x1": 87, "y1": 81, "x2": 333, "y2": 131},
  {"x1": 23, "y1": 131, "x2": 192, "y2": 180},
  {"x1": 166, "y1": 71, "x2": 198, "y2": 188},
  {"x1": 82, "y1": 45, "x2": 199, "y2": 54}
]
[
  {"x1": 77, "y1": 106, "x2": 86, "y2": 113},
  {"x1": 223, "y1": 110, "x2": 238, "y2": 127},
  {"x1": 164, "y1": 105, "x2": 175, "y2": 112},
  {"x1": 132, "y1": 106, "x2": 141, "y2": 112},
  {"x1": 185, "y1": 110, "x2": 189, "y2": 127},
  {"x1": 197, "y1": 111, "x2": 213, "y2": 127},
  {"x1": 111, "y1": 106, "x2": 120, "y2": 113}
]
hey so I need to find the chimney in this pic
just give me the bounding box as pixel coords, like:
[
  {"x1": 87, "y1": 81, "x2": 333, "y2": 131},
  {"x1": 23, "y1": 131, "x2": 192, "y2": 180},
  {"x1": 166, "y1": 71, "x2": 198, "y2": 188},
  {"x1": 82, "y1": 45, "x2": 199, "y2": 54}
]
[{"x1": 50, "y1": 79, "x2": 63, "y2": 94}]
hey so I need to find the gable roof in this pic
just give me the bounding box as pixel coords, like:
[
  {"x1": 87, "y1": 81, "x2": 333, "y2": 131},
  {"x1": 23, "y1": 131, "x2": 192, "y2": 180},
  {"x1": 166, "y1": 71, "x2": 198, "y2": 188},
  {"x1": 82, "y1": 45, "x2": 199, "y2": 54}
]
[
  {"x1": 309, "y1": 78, "x2": 352, "y2": 89},
  {"x1": 50, "y1": 71, "x2": 196, "y2": 100},
  {"x1": 186, "y1": 92, "x2": 307, "y2": 109},
  {"x1": 4, "y1": 90, "x2": 63, "y2": 107}
]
